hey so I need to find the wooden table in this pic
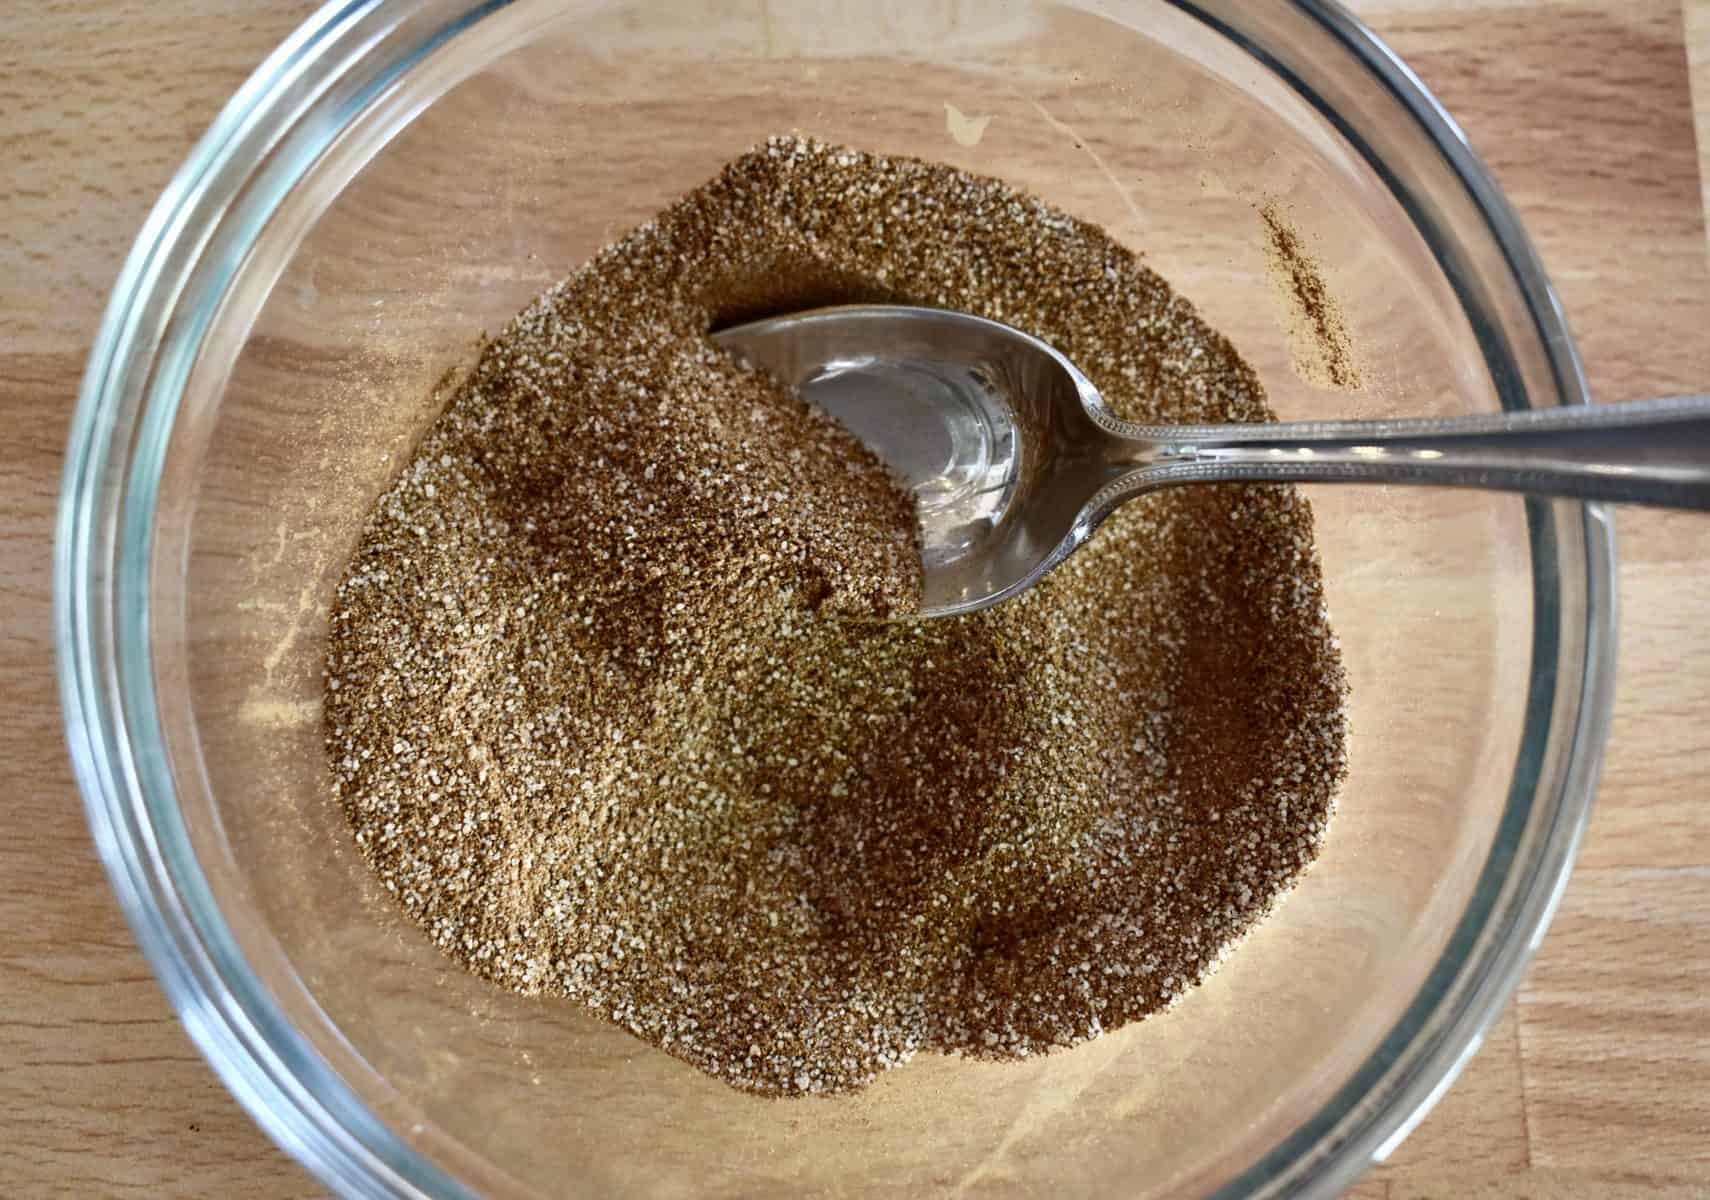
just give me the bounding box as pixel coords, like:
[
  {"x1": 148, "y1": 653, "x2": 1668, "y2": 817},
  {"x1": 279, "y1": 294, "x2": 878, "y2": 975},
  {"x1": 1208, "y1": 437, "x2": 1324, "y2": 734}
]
[{"x1": 3, "y1": 2, "x2": 1707, "y2": 1195}]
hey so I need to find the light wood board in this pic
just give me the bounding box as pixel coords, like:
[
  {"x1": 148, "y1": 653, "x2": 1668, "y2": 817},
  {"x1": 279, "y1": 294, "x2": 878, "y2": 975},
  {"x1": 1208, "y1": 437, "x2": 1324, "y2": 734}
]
[{"x1": 2, "y1": 1, "x2": 1707, "y2": 1196}]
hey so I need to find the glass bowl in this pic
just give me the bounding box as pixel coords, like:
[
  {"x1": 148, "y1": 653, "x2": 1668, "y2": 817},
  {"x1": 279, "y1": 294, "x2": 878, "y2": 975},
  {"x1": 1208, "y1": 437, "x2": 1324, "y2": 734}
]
[{"x1": 56, "y1": 1, "x2": 1614, "y2": 1196}]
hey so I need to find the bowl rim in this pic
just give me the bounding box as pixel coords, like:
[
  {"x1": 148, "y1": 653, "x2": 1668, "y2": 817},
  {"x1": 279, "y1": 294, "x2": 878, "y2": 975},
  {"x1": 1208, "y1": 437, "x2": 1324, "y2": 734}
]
[{"x1": 55, "y1": 1, "x2": 1614, "y2": 1197}]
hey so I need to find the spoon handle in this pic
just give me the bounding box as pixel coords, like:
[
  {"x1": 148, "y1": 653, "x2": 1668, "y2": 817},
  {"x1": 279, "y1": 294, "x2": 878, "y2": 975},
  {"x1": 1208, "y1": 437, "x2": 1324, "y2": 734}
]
[{"x1": 1104, "y1": 395, "x2": 1710, "y2": 510}]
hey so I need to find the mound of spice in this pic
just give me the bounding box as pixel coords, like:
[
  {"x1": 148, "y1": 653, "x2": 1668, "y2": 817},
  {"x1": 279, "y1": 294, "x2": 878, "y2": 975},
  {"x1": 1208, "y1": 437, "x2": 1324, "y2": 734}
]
[{"x1": 325, "y1": 135, "x2": 1348, "y2": 1096}]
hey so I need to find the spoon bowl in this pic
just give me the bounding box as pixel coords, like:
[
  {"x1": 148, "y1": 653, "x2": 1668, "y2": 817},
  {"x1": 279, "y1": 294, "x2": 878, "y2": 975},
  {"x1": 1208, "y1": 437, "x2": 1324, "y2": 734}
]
[{"x1": 716, "y1": 306, "x2": 1118, "y2": 615}]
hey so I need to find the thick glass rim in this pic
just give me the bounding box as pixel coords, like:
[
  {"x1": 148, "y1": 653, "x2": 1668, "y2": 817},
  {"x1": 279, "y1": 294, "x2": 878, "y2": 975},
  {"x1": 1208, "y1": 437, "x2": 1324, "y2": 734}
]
[{"x1": 54, "y1": 1, "x2": 1614, "y2": 1197}]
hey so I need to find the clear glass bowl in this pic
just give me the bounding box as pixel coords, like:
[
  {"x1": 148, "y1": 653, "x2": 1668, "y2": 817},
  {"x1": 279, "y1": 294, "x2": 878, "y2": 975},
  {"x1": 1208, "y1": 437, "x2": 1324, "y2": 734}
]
[{"x1": 57, "y1": 1, "x2": 1614, "y2": 1196}]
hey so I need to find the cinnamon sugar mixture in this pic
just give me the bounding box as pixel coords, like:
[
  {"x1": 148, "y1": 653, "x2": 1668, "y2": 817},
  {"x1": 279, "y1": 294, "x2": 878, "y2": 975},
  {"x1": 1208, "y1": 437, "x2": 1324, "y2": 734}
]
[{"x1": 325, "y1": 136, "x2": 1348, "y2": 1095}]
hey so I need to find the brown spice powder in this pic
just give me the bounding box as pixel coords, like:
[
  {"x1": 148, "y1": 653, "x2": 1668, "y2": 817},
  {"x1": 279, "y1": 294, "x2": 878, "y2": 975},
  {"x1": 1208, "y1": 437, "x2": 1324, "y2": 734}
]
[
  {"x1": 325, "y1": 136, "x2": 1349, "y2": 1096},
  {"x1": 1261, "y1": 198, "x2": 1362, "y2": 391}
]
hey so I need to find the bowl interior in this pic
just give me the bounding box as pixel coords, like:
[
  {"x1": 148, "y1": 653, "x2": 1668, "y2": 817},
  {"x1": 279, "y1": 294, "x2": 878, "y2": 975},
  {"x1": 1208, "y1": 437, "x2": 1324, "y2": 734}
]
[{"x1": 150, "y1": 1, "x2": 1551, "y2": 1195}]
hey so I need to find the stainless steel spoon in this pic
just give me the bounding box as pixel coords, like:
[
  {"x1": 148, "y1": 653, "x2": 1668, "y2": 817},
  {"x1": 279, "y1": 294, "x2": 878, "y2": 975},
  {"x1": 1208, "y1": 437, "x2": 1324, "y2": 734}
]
[{"x1": 713, "y1": 304, "x2": 1710, "y2": 618}]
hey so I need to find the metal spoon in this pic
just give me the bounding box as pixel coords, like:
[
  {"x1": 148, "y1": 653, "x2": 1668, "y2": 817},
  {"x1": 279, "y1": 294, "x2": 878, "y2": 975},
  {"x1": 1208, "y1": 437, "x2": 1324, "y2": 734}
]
[{"x1": 713, "y1": 304, "x2": 1710, "y2": 618}]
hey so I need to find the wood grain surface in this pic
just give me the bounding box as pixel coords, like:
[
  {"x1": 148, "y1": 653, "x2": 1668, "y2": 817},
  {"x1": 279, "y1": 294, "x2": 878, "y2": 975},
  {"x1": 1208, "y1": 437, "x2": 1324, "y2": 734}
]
[{"x1": 3, "y1": 1, "x2": 1708, "y2": 1196}]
